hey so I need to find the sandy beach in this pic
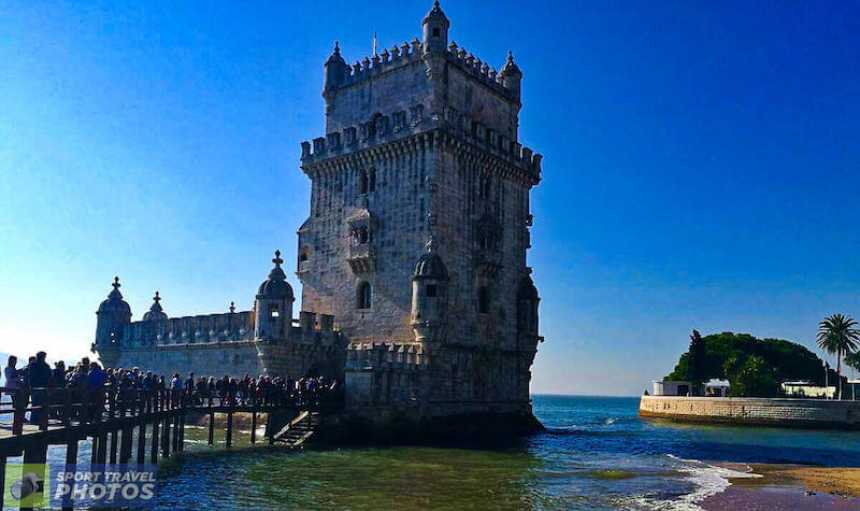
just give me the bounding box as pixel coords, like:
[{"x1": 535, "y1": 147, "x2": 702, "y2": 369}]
[{"x1": 702, "y1": 465, "x2": 860, "y2": 510}]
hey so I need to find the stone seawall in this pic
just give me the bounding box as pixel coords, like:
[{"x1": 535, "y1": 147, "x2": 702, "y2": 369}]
[{"x1": 640, "y1": 395, "x2": 860, "y2": 430}]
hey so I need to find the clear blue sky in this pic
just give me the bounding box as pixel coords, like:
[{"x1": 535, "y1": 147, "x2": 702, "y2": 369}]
[{"x1": 1, "y1": 1, "x2": 858, "y2": 395}]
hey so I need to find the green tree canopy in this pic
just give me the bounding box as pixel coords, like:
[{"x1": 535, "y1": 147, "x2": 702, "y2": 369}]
[{"x1": 665, "y1": 332, "x2": 838, "y2": 397}]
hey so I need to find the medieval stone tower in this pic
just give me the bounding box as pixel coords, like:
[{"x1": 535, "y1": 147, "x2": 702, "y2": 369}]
[
  {"x1": 298, "y1": 1, "x2": 543, "y2": 422},
  {"x1": 93, "y1": 1, "x2": 544, "y2": 434}
]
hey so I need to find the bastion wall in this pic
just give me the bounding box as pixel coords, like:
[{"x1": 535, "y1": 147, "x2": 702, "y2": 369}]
[{"x1": 639, "y1": 395, "x2": 860, "y2": 429}]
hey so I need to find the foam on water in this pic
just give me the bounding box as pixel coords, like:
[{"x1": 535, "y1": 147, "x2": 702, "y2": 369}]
[{"x1": 621, "y1": 455, "x2": 761, "y2": 511}]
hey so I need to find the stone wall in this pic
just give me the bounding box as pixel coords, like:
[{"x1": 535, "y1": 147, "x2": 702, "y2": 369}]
[
  {"x1": 639, "y1": 395, "x2": 860, "y2": 429},
  {"x1": 100, "y1": 341, "x2": 262, "y2": 378}
]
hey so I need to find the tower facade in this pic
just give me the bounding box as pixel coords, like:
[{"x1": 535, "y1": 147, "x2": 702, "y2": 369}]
[{"x1": 298, "y1": 2, "x2": 543, "y2": 420}]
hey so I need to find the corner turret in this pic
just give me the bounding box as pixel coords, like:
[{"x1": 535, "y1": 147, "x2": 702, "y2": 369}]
[
  {"x1": 254, "y1": 250, "x2": 295, "y2": 341},
  {"x1": 517, "y1": 274, "x2": 540, "y2": 340},
  {"x1": 422, "y1": 1, "x2": 449, "y2": 55},
  {"x1": 499, "y1": 51, "x2": 523, "y2": 101},
  {"x1": 95, "y1": 276, "x2": 132, "y2": 351},
  {"x1": 411, "y1": 240, "x2": 449, "y2": 345},
  {"x1": 323, "y1": 41, "x2": 349, "y2": 97},
  {"x1": 142, "y1": 291, "x2": 168, "y2": 322}
]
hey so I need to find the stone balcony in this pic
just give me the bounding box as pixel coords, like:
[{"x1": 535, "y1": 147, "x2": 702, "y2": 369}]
[{"x1": 347, "y1": 243, "x2": 375, "y2": 274}]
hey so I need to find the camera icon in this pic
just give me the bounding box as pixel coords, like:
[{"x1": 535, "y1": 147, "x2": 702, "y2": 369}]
[{"x1": 10, "y1": 472, "x2": 44, "y2": 500}]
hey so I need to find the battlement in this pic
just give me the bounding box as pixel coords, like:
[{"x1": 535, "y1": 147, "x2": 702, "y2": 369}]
[
  {"x1": 123, "y1": 311, "x2": 255, "y2": 346},
  {"x1": 444, "y1": 42, "x2": 515, "y2": 99},
  {"x1": 326, "y1": 38, "x2": 518, "y2": 101},
  {"x1": 300, "y1": 105, "x2": 542, "y2": 182},
  {"x1": 118, "y1": 308, "x2": 340, "y2": 348},
  {"x1": 345, "y1": 341, "x2": 429, "y2": 369},
  {"x1": 335, "y1": 38, "x2": 425, "y2": 89}
]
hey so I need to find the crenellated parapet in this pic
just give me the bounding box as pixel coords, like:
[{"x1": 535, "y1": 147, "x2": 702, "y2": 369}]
[
  {"x1": 124, "y1": 310, "x2": 255, "y2": 347},
  {"x1": 302, "y1": 104, "x2": 428, "y2": 165},
  {"x1": 323, "y1": 39, "x2": 519, "y2": 97},
  {"x1": 326, "y1": 38, "x2": 425, "y2": 93},
  {"x1": 345, "y1": 341, "x2": 429, "y2": 370},
  {"x1": 444, "y1": 42, "x2": 520, "y2": 101},
  {"x1": 300, "y1": 105, "x2": 542, "y2": 184}
]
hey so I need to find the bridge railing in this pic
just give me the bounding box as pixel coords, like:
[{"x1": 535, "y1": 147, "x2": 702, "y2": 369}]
[{"x1": 0, "y1": 383, "x2": 342, "y2": 437}]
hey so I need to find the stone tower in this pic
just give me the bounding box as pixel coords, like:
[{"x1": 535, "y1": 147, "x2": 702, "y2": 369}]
[{"x1": 298, "y1": 1, "x2": 542, "y2": 427}]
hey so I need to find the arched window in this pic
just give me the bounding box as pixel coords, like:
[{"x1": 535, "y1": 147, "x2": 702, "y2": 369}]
[
  {"x1": 478, "y1": 286, "x2": 490, "y2": 314},
  {"x1": 369, "y1": 168, "x2": 376, "y2": 192},
  {"x1": 357, "y1": 282, "x2": 372, "y2": 309},
  {"x1": 358, "y1": 226, "x2": 369, "y2": 244}
]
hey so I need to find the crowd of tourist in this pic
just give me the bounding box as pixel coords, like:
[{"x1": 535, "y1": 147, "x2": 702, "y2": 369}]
[{"x1": 3, "y1": 352, "x2": 342, "y2": 423}]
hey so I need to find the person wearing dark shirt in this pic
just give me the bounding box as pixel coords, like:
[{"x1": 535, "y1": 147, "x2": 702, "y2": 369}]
[{"x1": 28, "y1": 351, "x2": 53, "y2": 424}]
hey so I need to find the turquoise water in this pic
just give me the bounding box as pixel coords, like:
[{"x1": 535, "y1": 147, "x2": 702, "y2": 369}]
[{"x1": 33, "y1": 395, "x2": 860, "y2": 510}]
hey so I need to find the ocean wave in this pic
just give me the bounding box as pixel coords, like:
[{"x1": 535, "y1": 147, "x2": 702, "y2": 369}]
[{"x1": 617, "y1": 455, "x2": 760, "y2": 511}]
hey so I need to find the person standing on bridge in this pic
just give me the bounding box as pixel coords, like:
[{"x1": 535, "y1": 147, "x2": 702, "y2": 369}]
[
  {"x1": 4, "y1": 356, "x2": 21, "y2": 407},
  {"x1": 170, "y1": 373, "x2": 183, "y2": 408},
  {"x1": 27, "y1": 351, "x2": 53, "y2": 424}
]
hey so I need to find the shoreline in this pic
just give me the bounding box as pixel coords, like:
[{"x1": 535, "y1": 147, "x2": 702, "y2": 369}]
[{"x1": 701, "y1": 464, "x2": 860, "y2": 510}]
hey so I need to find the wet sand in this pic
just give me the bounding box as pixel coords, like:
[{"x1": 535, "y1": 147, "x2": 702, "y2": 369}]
[{"x1": 702, "y1": 465, "x2": 860, "y2": 511}]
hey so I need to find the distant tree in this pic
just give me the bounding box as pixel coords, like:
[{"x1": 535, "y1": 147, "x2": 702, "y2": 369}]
[
  {"x1": 685, "y1": 330, "x2": 707, "y2": 389},
  {"x1": 665, "y1": 331, "x2": 836, "y2": 395},
  {"x1": 846, "y1": 351, "x2": 860, "y2": 374},
  {"x1": 817, "y1": 314, "x2": 860, "y2": 400},
  {"x1": 728, "y1": 355, "x2": 779, "y2": 398}
]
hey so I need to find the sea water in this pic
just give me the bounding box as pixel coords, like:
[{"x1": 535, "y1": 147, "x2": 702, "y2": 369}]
[{"x1": 30, "y1": 395, "x2": 860, "y2": 510}]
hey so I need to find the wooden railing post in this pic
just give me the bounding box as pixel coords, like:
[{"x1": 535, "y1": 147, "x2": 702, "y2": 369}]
[
  {"x1": 150, "y1": 417, "x2": 160, "y2": 464},
  {"x1": 137, "y1": 421, "x2": 147, "y2": 465},
  {"x1": 109, "y1": 428, "x2": 119, "y2": 464},
  {"x1": 12, "y1": 390, "x2": 26, "y2": 435},
  {"x1": 208, "y1": 411, "x2": 215, "y2": 445},
  {"x1": 63, "y1": 389, "x2": 73, "y2": 427}
]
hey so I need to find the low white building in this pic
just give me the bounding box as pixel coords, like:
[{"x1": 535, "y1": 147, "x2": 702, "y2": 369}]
[
  {"x1": 652, "y1": 380, "x2": 692, "y2": 396},
  {"x1": 781, "y1": 381, "x2": 836, "y2": 399}
]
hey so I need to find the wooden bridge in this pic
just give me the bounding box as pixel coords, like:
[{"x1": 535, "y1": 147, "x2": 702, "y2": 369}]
[{"x1": 0, "y1": 385, "x2": 328, "y2": 510}]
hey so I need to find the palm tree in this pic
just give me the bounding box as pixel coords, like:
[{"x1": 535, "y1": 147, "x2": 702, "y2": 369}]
[{"x1": 817, "y1": 314, "x2": 860, "y2": 399}]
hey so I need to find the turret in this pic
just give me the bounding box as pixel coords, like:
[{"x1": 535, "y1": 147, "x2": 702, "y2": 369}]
[
  {"x1": 95, "y1": 276, "x2": 132, "y2": 347},
  {"x1": 323, "y1": 41, "x2": 349, "y2": 96},
  {"x1": 422, "y1": 1, "x2": 449, "y2": 55},
  {"x1": 499, "y1": 51, "x2": 523, "y2": 100},
  {"x1": 516, "y1": 274, "x2": 540, "y2": 340},
  {"x1": 142, "y1": 291, "x2": 167, "y2": 322},
  {"x1": 410, "y1": 240, "x2": 449, "y2": 344},
  {"x1": 254, "y1": 250, "x2": 295, "y2": 341}
]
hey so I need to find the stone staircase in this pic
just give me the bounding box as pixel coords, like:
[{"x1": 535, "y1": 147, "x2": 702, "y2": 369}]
[{"x1": 270, "y1": 410, "x2": 320, "y2": 448}]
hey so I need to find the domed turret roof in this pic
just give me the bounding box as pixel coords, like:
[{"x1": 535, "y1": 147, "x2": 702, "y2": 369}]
[
  {"x1": 325, "y1": 41, "x2": 346, "y2": 66},
  {"x1": 413, "y1": 240, "x2": 449, "y2": 280},
  {"x1": 500, "y1": 51, "x2": 522, "y2": 77},
  {"x1": 257, "y1": 250, "x2": 295, "y2": 300},
  {"x1": 142, "y1": 291, "x2": 168, "y2": 322},
  {"x1": 98, "y1": 277, "x2": 132, "y2": 316},
  {"x1": 423, "y1": 0, "x2": 449, "y2": 26},
  {"x1": 517, "y1": 275, "x2": 539, "y2": 301}
]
